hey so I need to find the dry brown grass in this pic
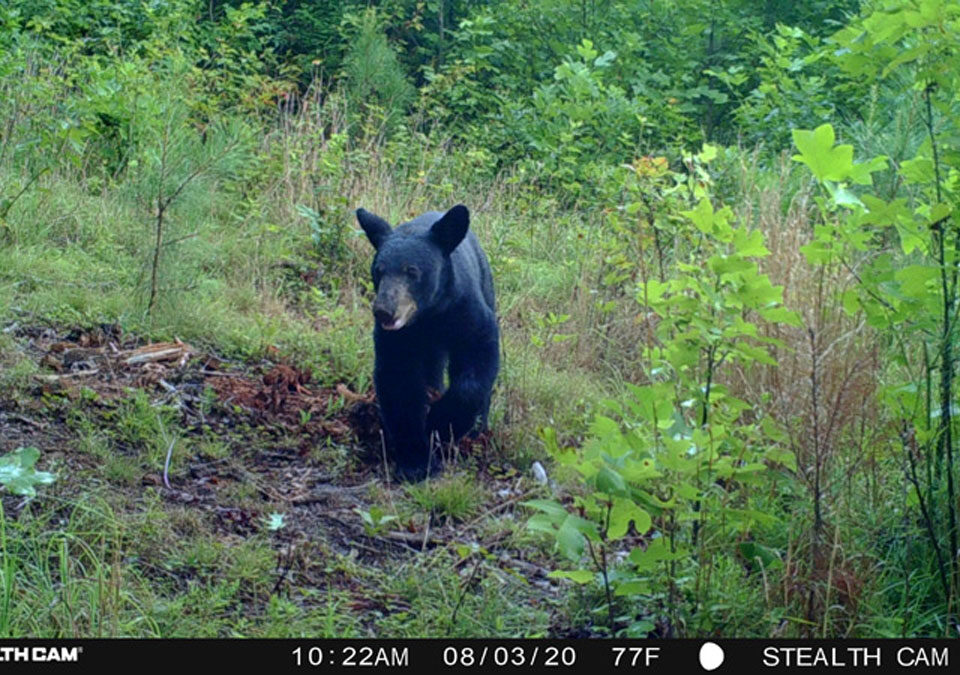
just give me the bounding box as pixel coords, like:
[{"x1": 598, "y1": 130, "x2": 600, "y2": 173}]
[{"x1": 730, "y1": 150, "x2": 885, "y2": 635}]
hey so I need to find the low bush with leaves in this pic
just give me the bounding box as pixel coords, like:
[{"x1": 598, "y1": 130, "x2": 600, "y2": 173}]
[{"x1": 527, "y1": 146, "x2": 800, "y2": 636}]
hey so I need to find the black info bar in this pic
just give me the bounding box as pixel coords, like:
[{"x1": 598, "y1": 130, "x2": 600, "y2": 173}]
[{"x1": 0, "y1": 639, "x2": 951, "y2": 672}]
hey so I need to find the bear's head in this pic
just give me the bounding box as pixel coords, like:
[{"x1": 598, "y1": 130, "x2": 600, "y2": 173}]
[{"x1": 356, "y1": 205, "x2": 470, "y2": 331}]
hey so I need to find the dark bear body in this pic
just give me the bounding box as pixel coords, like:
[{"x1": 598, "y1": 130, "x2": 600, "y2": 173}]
[{"x1": 356, "y1": 204, "x2": 499, "y2": 480}]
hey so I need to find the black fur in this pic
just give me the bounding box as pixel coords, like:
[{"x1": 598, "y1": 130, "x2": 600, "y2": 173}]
[{"x1": 356, "y1": 204, "x2": 499, "y2": 480}]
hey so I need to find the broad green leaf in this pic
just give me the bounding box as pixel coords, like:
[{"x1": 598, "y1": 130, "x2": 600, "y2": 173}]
[
  {"x1": 860, "y1": 195, "x2": 910, "y2": 227},
  {"x1": 614, "y1": 580, "x2": 651, "y2": 596},
  {"x1": 800, "y1": 239, "x2": 835, "y2": 264},
  {"x1": 894, "y1": 219, "x2": 926, "y2": 255},
  {"x1": 848, "y1": 155, "x2": 888, "y2": 185},
  {"x1": 761, "y1": 417, "x2": 789, "y2": 444},
  {"x1": 548, "y1": 569, "x2": 595, "y2": 584},
  {"x1": 881, "y1": 43, "x2": 930, "y2": 78},
  {"x1": 732, "y1": 228, "x2": 769, "y2": 257},
  {"x1": 827, "y1": 183, "x2": 864, "y2": 209},
  {"x1": 608, "y1": 499, "x2": 652, "y2": 539},
  {"x1": 895, "y1": 264, "x2": 938, "y2": 299},
  {"x1": 739, "y1": 542, "x2": 784, "y2": 570},
  {"x1": 593, "y1": 50, "x2": 617, "y2": 68},
  {"x1": 557, "y1": 515, "x2": 591, "y2": 561},
  {"x1": 638, "y1": 278, "x2": 668, "y2": 306},
  {"x1": 841, "y1": 288, "x2": 860, "y2": 315},
  {"x1": 527, "y1": 514, "x2": 563, "y2": 534},
  {"x1": 576, "y1": 39, "x2": 598, "y2": 61},
  {"x1": 620, "y1": 456, "x2": 660, "y2": 483},
  {"x1": 791, "y1": 124, "x2": 854, "y2": 182},
  {"x1": 906, "y1": 484, "x2": 920, "y2": 508},
  {"x1": 928, "y1": 202, "x2": 952, "y2": 226},
  {"x1": 733, "y1": 342, "x2": 777, "y2": 366},
  {"x1": 900, "y1": 157, "x2": 934, "y2": 184},
  {"x1": 697, "y1": 144, "x2": 719, "y2": 164},
  {"x1": 683, "y1": 198, "x2": 715, "y2": 234},
  {"x1": 759, "y1": 306, "x2": 803, "y2": 326},
  {"x1": 764, "y1": 446, "x2": 798, "y2": 472},
  {"x1": 594, "y1": 465, "x2": 627, "y2": 496},
  {"x1": 724, "y1": 508, "x2": 780, "y2": 527},
  {"x1": 588, "y1": 415, "x2": 620, "y2": 439},
  {"x1": 0, "y1": 447, "x2": 55, "y2": 497},
  {"x1": 524, "y1": 499, "x2": 569, "y2": 519},
  {"x1": 628, "y1": 537, "x2": 681, "y2": 570}
]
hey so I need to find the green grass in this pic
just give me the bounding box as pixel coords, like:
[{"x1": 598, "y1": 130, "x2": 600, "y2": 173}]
[{"x1": 404, "y1": 474, "x2": 484, "y2": 522}]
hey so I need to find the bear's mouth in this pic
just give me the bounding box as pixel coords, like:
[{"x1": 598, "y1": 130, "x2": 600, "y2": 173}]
[{"x1": 379, "y1": 300, "x2": 417, "y2": 331}]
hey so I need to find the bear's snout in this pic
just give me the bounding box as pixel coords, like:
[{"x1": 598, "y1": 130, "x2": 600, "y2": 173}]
[{"x1": 373, "y1": 280, "x2": 418, "y2": 331}]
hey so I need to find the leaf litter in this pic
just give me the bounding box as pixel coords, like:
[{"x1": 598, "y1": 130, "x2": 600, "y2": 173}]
[{"x1": 0, "y1": 321, "x2": 558, "y2": 630}]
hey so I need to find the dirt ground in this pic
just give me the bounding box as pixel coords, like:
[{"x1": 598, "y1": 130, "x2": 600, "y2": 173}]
[{"x1": 0, "y1": 321, "x2": 566, "y2": 633}]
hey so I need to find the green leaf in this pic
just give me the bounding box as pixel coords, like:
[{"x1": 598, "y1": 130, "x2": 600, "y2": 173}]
[
  {"x1": 732, "y1": 228, "x2": 770, "y2": 257},
  {"x1": 683, "y1": 198, "x2": 715, "y2": 234},
  {"x1": 906, "y1": 484, "x2": 919, "y2": 508},
  {"x1": 608, "y1": 498, "x2": 651, "y2": 539},
  {"x1": 628, "y1": 537, "x2": 681, "y2": 570},
  {"x1": 594, "y1": 465, "x2": 627, "y2": 496},
  {"x1": 759, "y1": 306, "x2": 803, "y2": 326},
  {"x1": 734, "y1": 342, "x2": 777, "y2": 366},
  {"x1": 576, "y1": 39, "x2": 598, "y2": 61},
  {"x1": 527, "y1": 514, "x2": 562, "y2": 534},
  {"x1": 524, "y1": 499, "x2": 569, "y2": 519},
  {"x1": 697, "y1": 144, "x2": 719, "y2": 164},
  {"x1": 675, "y1": 482, "x2": 699, "y2": 499},
  {"x1": 264, "y1": 512, "x2": 287, "y2": 531},
  {"x1": 548, "y1": 569, "x2": 595, "y2": 584},
  {"x1": 928, "y1": 202, "x2": 952, "y2": 226},
  {"x1": 791, "y1": 124, "x2": 854, "y2": 182},
  {"x1": 557, "y1": 515, "x2": 591, "y2": 561},
  {"x1": 894, "y1": 219, "x2": 926, "y2": 255},
  {"x1": 724, "y1": 508, "x2": 780, "y2": 527},
  {"x1": 841, "y1": 288, "x2": 860, "y2": 315},
  {"x1": 0, "y1": 447, "x2": 55, "y2": 497},
  {"x1": 848, "y1": 155, "x2": 888, "y2": 185},
  {"x1": 800, "y1": 239, "x2": 835, "y2": 264},
  {"x1": 900, "y1": 157, "x2": 934, "y2": 184},
  {"x1": 761, "y1": 417, "x2": 789, "y2": 444},
  {"x1": 764, "y1": 446, "x2": 798, "y2": 472},
  {"x1": 614, "y1": 580, "x2": 651, "y2": 596},
  {"x1": 881, "y1": 43, "x2": 931, "y2": 78},
  {"x1": 739, "y1": 542, "x2": 784, "y2": 570},
  {"x1": 594, "y1": 51, "x2": 617, "y2": 68},
  {"x1": 860, "y1": 195, "x2": 911, "y2": 227},
  {"x1": 895, "y1": 264, "x2": 939, "y2": 299},
  {"x1": 828, "y1": 183, "x2": 864, "y2": 209}
]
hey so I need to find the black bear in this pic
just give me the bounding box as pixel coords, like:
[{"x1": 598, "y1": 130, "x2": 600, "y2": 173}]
[{"x1": 356, "y1": 204, "x2": 499, "y2": 480}]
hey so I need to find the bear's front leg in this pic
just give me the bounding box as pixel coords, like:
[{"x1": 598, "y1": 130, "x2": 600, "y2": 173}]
[
  {"x1": 374, "y1": 358, "x2": 433, "y2": 480},
  {"x1": 427, "y1": 337, "x2": 498, "y2": 445}
]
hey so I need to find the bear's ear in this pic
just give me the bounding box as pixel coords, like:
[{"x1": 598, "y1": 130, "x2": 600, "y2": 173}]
[
  {"x1": 429, "y1": 204, "x2": 470, "y2": 255},
  {"x1": 356, "y1": 208, "x2": 393, "y2": 250}
]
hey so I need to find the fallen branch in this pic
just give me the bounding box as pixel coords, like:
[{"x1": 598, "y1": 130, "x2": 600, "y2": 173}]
[{"x1": 35, "y1": 369, "x2": 100, "y2": 382}]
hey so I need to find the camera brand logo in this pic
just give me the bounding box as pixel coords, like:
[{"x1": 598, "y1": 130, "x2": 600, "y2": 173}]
[{"x1": 0, "y1": 646, "x2": 82, "y2": 663}]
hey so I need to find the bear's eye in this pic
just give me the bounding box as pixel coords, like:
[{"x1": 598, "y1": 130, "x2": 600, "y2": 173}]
[{"x1": 405, "y1": 265, "x2": 420, "y2": 280}]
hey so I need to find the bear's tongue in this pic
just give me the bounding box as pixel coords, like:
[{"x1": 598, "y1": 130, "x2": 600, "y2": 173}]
[{"x1": 382, "y1": 317, "x2": 406, "y2": 331}]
